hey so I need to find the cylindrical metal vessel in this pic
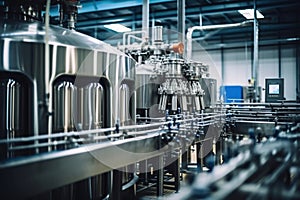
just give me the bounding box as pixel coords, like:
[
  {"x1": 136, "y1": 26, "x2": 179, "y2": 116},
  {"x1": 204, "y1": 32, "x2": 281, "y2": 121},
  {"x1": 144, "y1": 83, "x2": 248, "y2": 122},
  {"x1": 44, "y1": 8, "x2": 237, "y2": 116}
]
[
  {"x1": 0, "y1": 19, "x2": 136, "y2": 199},
  {"x1": 0, "y1": 19, "x2": 136, "y2": 157},
  {"x1": 163, "y1": 57, "x2": 184, "y2": 78},
  {"x1": 153, "y1": 26, "x2": 163, "y2": 42}
]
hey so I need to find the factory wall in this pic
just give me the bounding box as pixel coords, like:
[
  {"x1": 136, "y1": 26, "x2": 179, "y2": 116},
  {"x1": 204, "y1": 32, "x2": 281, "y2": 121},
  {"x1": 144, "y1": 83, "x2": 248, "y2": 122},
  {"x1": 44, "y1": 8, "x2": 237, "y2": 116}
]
[
  {"x1": 281, "y1": 45, "x2": 297, "y2": 101},
  {"x1": 195, "y1": 44, "x2": 297, "y2": 102}
]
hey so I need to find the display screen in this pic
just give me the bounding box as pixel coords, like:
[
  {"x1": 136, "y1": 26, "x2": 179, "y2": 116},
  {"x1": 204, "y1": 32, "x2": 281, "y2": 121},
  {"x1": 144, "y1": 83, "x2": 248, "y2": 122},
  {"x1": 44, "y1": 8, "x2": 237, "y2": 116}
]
[{"x1": 269, "y1": 84, "x2": 280, "y2": 94}]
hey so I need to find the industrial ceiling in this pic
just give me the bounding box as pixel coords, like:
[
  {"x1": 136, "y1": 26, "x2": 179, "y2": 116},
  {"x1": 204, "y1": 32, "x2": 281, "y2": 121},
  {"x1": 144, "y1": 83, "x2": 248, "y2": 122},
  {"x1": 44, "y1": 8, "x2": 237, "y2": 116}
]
[{"x1": 49, "y1": 0, "x2": 300, "y2": 49}]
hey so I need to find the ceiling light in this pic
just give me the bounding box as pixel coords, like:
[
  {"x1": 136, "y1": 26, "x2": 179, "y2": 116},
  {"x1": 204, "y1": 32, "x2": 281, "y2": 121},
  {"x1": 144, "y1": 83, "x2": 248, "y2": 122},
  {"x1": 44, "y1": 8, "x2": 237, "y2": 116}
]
[
  {"x1": 238, "y1": 9, "x2": 264, "y2": 19},
  {"x1": 104, "y1": 24, "x2": 131, "y2": 33}
]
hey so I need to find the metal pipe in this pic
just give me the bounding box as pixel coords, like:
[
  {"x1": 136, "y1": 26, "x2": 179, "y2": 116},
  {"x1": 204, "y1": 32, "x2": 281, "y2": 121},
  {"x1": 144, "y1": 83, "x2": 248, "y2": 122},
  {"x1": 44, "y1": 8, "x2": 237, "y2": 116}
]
[
  {"x1": 188, "y1": 37, "x2": 300, "y2": 51},
  {"x1": 0, "y1": 112, "x2": 226, "y2": 145},
  {"x1": 45, "y1": 0, "x2": 50, "y2": 97},
  {"x1": 152, "y1": 17, "x2": 155, "y2": 44},
  {"x1": 45, "y1": 0, "x2": 52, "y2": 153},
  {"x1": 9, "y1": 141, "x2": 69, "y2": 151},
  {"x1": 142, "y1": 0, "x2": 149, "y2": 39},
  {"x1": 221, "y1": 37, "x2": 225, "y2": 87},
  {"x1": 177, "y1": 0, "x2": 185, "y2": 43},
  {"x1": 297, "y1": 44, "x2": 300, "y2": 102},
  {"x1": 122, "y1": 173, "x2": 139, "y2": 191},
  {"x1": 128, "y1": 34, "x2": 144, "y2": 46},
  {"x1": 122, "y1": 30, "x2": 146, "y2": 46},
  {"x1": 9, "y1": 128, "x2": 166, "y2": 151},
  {"x1": 253, "y1": 0, "x2": 259, "y2": 102},
  {"x1": 3, "y1": 120, "x2": 233, "y2": 150},
  {"x1": 186, "y1": 20, "x2": 253, "y2": 61},
  {"x1": 221, "y1": 102, "x2": 300, "y2": 107},
  {"x1": 199, "y1": 13, "x2": 203, "y2": 27},
  {"x1": 278, "y1": 43, "x2": 281, "y2": 77}
]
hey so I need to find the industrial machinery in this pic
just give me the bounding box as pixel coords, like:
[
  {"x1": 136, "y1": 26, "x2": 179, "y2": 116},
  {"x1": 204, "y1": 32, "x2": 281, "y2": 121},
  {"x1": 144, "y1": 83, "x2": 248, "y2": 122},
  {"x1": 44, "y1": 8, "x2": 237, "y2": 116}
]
[
  {"x1": 0, "y1": 1, "x2": 221, "y2": 200},
  {"x1": 117, "y1": 25, "x2": 220, "y2": 196},
  {"x1": 1, "y1": 1, "x2": 299, "y2": 200},
  {"x1": 0, "y1": 0, "x2": 135, "y2": 152},
  {"x1": 0, "y1": 0, "x2": 136, "y2": 199},
  {"x1": 166, "y1": 105, "x2": 300, "y2": 199},
  {"x1": 120, "y1": 26, "x2": 216, "y2": 119}
]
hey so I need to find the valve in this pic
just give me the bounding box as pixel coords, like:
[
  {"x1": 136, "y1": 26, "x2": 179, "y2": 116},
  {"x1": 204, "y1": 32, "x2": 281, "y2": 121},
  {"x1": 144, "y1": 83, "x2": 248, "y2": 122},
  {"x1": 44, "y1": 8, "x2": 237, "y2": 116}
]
[{"x1": 170, "y1": 42, "x2": 184, "y2": 54}]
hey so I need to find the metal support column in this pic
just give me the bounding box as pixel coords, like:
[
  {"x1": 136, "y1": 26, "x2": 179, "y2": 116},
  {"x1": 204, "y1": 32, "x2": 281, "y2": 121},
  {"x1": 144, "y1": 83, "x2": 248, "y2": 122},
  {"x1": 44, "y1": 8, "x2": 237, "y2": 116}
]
[
  {"x1": 142, "y1": 0, "x2": 149, "y2": 39},
  {"x1": 112, "y1": 170, "x2": 122, "y2": 200},
  {"x1": 167, "y1": 24, "x2": 171, "y2": 44},
  {"x1": 297, "y1": 45, "x2": 300, "y2": 102},
  {"x1": 139, "y1": 160, "x2": 148, "y2": 185},
  {"x1": 278, "y1": 43, "x2": 282, "y2": 78},
  {"x1": 156, "y1": 155, "x2": 164, "y2": 196},
  {"x1": 181, "y1": 149, "x2": 188, "y2": 170},
  {"x1": 215, "y1": 139, "x2": 222, "y2": 165},
  {"x1": 177, "y1": 0, "x2": 185, "y2": 43},
  {"x1": 196, "y1": 142, "x2": 203, "y2": 172},
  {"x1": 221, "y1": 37, "x2": 225, "y2": 87},
  {"x1": 101, "y1": 172, "x2": 111, "y2": 199},
  {"x1": 252, "y1": 0, "x2": 259, "y2": 102},
  {"x1": 173, "y1": 156, "x2": 180, "y2": 192}
]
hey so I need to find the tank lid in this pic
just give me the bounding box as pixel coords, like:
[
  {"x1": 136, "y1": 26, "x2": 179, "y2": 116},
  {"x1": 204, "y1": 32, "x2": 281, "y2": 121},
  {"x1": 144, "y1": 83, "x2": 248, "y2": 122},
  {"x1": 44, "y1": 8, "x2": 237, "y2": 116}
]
[{"x1": 0, "y1": 20, "x2": 119, "y2": 53}]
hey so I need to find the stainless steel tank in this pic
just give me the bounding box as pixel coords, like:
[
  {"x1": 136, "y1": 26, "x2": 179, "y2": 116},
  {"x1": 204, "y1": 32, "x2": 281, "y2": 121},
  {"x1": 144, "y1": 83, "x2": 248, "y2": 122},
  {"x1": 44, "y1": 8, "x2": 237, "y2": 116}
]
[
  {"x1": 0, "y1": 19, "x2": 136, "y2": 151},
  {"x1": 0, "y1": 18, "x2": 136, "y2": 199}
]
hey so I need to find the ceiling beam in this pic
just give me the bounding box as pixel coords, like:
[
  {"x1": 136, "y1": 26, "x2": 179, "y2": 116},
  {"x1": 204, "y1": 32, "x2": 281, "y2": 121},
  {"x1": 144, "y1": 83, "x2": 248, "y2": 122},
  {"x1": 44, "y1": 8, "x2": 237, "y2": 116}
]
[
  {"x1": 73, "y1": 0, "x2": 300, "y2": 29},
  {"x1": 221, "y1": 13, "x2": 233, "y2": 23},
  {"x1": 50, "y1": 0, "x2": 175, "y2": 17}
]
